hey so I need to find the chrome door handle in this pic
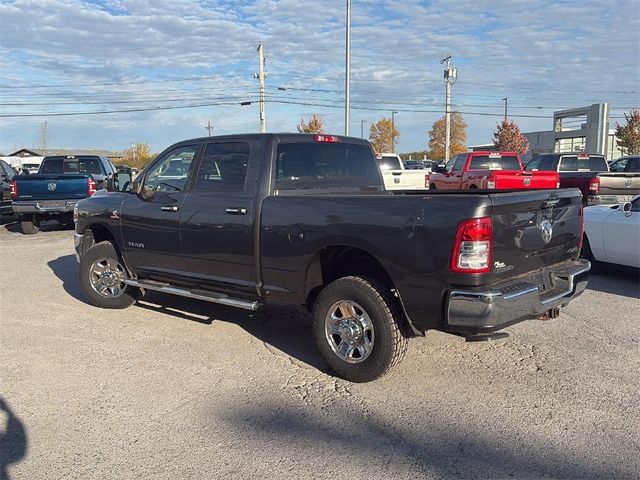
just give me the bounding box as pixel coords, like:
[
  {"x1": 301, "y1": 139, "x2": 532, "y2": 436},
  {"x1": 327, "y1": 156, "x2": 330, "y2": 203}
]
[
  {"x1": 160, "y1": 205, "x2": 179, "y2": 212},
  {"x1": 226, "y1": 207, "x2": 247, "y2": 215}
]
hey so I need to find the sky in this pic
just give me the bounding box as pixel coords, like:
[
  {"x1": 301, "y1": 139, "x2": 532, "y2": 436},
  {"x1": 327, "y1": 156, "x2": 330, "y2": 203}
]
[{"x1": 0, "y1": 0, "x2": 639, "y2": 155}]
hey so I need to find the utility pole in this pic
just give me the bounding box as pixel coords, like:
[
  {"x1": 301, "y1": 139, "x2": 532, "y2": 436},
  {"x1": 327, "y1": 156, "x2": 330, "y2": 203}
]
[
  {"x1": 256, "y1": 42, "x2": 266, "y2": 133},
  {"x1": 205, "y1": 120, "x2": 213, "y2": 136},
  {"x1": 344, "y1": 0, "x2": 351, "y2": 136},
  {"x1": 441, "y1": 53, "x2": 457, "y2": 163},
  {"x1": 391, "y1": 111, "x2": 398, "y2": 153},
  {"x1": 360, "y1": 120, "x2": 366, "y2": 138},
  {"x1": 502, "y1": 97, "x2": 508, "y2": 121}
]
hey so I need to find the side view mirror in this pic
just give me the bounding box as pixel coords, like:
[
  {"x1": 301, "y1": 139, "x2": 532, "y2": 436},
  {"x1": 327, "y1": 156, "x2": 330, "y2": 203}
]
[
  {"x1": 622, "y1": 202, "x2": 632, "y2": 216},
  {"x1": 105, "y1": 173, "x2": 136, "y2": 192}
]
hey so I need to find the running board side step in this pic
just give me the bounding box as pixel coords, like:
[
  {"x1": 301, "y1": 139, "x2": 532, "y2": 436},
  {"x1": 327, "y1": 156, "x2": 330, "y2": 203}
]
[{"x1": 125, "y1": 279, "x2": 261, "y2": 311}]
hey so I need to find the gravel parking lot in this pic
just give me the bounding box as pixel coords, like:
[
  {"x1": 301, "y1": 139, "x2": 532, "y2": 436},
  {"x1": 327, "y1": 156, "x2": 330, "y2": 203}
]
[{"x1": 1, "y1": 221, "x2": 639, "y2": 480}]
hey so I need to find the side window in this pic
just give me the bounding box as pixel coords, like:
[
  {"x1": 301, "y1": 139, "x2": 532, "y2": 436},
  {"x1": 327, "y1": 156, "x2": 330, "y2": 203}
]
[
  {"x1": 626, "y1": 157, "x2": 640, "y2": 172},
  {"x1": 452, "y1": 155, "x2": 467, "y2": 172},
  {"x1": 540, "y1": 155, "x2": 557, "y2": 171},
  {"x1": 444, "y1": 155, "x2": 458, "y2": 173},
  {"x1": 195, "y1": 142, "x2": 250, "y2": 192},
  {"x1": 1, "y1": 161, "x2": 14, "y2": 179},
  {"x1": 609, "y1": 159, "x2": 627, "y2": 172},
  {"x1": 144, "y1": 145, "x2": 198, "y2": 192},
  {"x1": 525, "y1": 156, "x2": 542, "y2": 171}
]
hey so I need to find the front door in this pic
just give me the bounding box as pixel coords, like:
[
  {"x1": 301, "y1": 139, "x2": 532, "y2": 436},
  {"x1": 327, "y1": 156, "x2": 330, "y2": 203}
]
[
  {"x1": 120, "y1": 144, "x2": 200, "y2": 280},
  {"x1": 179, "y1": 139, "x2": 261, "y2": 296}
]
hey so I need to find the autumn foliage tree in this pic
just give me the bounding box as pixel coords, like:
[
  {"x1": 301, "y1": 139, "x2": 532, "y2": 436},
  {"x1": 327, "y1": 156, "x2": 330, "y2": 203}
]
[
  {"x1": 615, "y1": 108, "x2": 640, "y2": 155},
  {"x1": 493, "y1": 119, "x2": 530, "y2": 154},
  {"x1": 120, "y1": 143, "x2": 155, "y2": 169},
  {"x1": 428, "y1": 112, "x2": 467, "y2": 160},
  {"x1": 369, "y1": 117, "x2": 399, "y2": 153},
  {"x1": 297, "y1": 114, "x2": 326, "y2": 134}
]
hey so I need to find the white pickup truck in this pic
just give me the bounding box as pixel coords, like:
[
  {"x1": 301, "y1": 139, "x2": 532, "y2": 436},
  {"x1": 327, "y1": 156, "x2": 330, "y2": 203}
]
[{"x1": 375, "y1": 153, "x2": 430, "y2": 190}]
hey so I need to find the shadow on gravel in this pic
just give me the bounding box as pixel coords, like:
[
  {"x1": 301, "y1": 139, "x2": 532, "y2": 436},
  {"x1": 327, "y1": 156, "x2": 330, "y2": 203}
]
[
  {"x1": 45, "y1": 255, "x2": 326, "y2": 372},
  {"x1": 220, "y1": 400, "x2": 629, "y2": 480},
  {"x1": 0, "y1": 397, "x2": 28, "y2": 480},
  {"x1": 47, "y1": 254, "x2": 85, "y2": 302},
  {"x1": 587, "y1": 268, "x2": 640, "y2": 299},
  {"x1": 136, "y1": 292, "x2": 327, "y2": 372},
  {"x1": 3, "y1": 219, "x2": 73, "y2": 234}
]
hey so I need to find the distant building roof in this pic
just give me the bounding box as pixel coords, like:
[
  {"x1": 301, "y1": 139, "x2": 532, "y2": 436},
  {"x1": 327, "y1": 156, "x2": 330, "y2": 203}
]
[{"x1": 9, "y1": 148, "x2": 122, "y2": 158}]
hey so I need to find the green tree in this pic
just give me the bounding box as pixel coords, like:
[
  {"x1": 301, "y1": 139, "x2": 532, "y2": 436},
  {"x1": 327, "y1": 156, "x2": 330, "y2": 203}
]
[
  {"x1": 493, "y1": 119, "x2": 530, "y2": 154},
  {"x1": 615, "y1": 108, "x2": 640, "y2": 155},
  {"x1": 428, "y1": 112, "x2": 467, "y2": 160},
  {"x1": 369, "y1": 117, "x2": 399, "y2": 153},
  {"x1": 297, "y1": 114, "x2": 326, "y2": 134}
]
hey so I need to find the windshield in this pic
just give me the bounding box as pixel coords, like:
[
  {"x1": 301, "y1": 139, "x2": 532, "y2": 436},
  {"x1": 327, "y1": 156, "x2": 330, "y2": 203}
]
[{"x1": 376, "y1": 155, "x2": 402, "y2": 170}]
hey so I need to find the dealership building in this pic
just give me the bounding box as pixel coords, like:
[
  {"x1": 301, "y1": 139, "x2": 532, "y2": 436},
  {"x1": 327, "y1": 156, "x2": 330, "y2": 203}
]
[{"x1": 473, "y1": 103, "x2": 624, "y2": 162}]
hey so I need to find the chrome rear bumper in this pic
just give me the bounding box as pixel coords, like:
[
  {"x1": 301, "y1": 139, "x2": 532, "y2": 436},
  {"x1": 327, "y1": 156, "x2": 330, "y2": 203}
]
[{"x1": 446, "y1": 259, "x2": 590, "y2": 334}]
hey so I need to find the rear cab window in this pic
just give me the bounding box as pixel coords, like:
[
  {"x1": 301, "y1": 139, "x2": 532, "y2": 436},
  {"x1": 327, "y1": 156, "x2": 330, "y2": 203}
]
[
  {"x1": 40, "y1": 156, "x2": 104, "y2": 175},
  {"x1": 559, "y1": 155, "x2": 608, "y2": 172},
  {"x1": 375, "y1": 154, "x2": 402, "y2": 171},
  {"x1": 469, "y1": 154, "x2": 521, "y2": 171},
  {"x1": 275, "y1": 142, "x2": 382, "y2": 191}
]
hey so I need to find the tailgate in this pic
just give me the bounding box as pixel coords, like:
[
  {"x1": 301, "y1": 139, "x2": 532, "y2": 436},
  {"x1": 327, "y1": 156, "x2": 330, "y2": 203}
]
[
  {"x1": 524, "y1": 171, "x2": 559, "y2": 189},
  {"x1": 16, "y1": 174, "x2": 91, "y2": 200},
  {"x1": 491, "y1": 171, "x2": 528, "y2": 189},
  {"x1": 489, "y1": 188, "x2": 582, "y2": 282},
  {"x1": 382, "y1": 170, "x2": 429, "y2": 190},
  {"x1": 597, "y1": 173, "x2": 640, "y2": 196}
]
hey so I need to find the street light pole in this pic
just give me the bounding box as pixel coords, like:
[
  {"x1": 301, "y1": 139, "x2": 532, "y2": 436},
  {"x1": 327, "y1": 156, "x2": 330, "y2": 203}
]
[
  {"x1": 502, "y1": 97, "x2": 508, "y2": 121},
  {"x1": 257, "y1": 42, "x2": 266, "y2": 133},
  {"x1": 441, "y1": 53, "x2": 457, "y2": 163},
  {"x1": 391, "y1": 111, "x2": 398, "y2": 153},
  {"x1": 361, "y1": 120, "x2": 366, "y2": 138},
  {"x1": 344, "y1": 0, "x2": 351, "y2": 136}
]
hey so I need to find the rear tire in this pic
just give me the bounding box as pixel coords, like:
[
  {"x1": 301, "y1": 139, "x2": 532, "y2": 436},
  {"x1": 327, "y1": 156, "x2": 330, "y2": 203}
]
[
  {"x1": 429, "y1": 184, "x2": 436, "y2": 190},
  {"x1": 312, "y1": 276, "x2": 409, "y2": 383},
  {"x1": 79, "y1": 241, "x2": 141, "y2": 309},
  {"x1": 19, "y1": 214, "x2": 40, "y2": 234}
]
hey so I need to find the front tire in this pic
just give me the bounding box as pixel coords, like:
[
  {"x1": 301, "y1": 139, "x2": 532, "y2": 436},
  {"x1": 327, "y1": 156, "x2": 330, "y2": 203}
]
[
  {"x1": 19, "y1": 214, "x2": 40, "y2": 234},
  {"x1": 312, "y1": 276, "x2": 409, "y2": 382},
  {"x1": 79, "y1": 241, "x2": 141, "y2": 309}
]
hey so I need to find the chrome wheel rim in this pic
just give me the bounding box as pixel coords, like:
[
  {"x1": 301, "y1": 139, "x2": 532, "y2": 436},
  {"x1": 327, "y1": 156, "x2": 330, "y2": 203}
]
[
  {"x1": 325, "y1": 300, "x2": 374, "y2": 364},
  {"x1": 89, "y1": 257, "x2": 127, "y2": 298}
]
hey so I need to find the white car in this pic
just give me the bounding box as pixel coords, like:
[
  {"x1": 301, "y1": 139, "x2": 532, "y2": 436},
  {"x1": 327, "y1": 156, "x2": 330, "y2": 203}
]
[{"x1": 583, "y1": 195, "x2": 640, "y2": 269}]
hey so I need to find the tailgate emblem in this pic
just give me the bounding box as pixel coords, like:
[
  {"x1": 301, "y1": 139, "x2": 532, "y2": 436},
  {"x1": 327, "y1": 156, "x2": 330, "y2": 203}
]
[
  {"x1": 540, "y1": 220, "x2": 553, "y2": 244},
  {"x1": 625, "y1": 178, "x2": 632, "y2": 188},
  {"x1": 523, "y1": 177, "x2": 531, "y2": 186},
  {"x1": 394, "y1": 177, "x2": 400, "y2": 184},
  {"x1": 47, "y1": 183, "x2": 57, "y2": 191}
]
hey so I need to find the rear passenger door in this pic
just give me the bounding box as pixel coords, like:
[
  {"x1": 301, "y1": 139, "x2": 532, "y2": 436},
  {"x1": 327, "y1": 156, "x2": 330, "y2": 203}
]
[{"x1": 179, "y1": 139, "x2": 262, "y2": 296}]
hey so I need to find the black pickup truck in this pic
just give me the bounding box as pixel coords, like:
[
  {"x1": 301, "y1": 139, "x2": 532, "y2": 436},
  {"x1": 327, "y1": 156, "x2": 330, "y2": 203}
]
[{"x1": 74, "y1": 134, "x2": 590, "y2": 382}]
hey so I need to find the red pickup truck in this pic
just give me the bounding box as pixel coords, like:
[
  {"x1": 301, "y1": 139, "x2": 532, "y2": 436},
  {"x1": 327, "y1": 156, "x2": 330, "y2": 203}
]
[{"x1": 429, "y1": 151, "x2": 559, "y2": 190}]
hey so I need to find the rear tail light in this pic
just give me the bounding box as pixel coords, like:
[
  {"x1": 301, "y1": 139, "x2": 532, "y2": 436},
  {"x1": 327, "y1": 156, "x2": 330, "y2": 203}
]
[
  {"x1": 10, "y1": 179, "x2": 17, "y2": 199},
  {"x1": 556, "y1": 180, "x2": 560, "y2": 189},
  {"x1": 486, "y1": 179, "x2": 496, "y2": 189},
  {"x1": 314, "y1": 134, "x2": 340, "y2": 143},
  {"x1": 589, "y1": 177, "x2": 600, "y2": 193},
  {"x1": 87, "y1": 177, "x2": 97, "y2": 196},
  {"x1": 450, "y1": 217, "x2": 492, "y2": 273},
  {"x1": 425, "y1": 174, "x2": 430, "y2": 189}
]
